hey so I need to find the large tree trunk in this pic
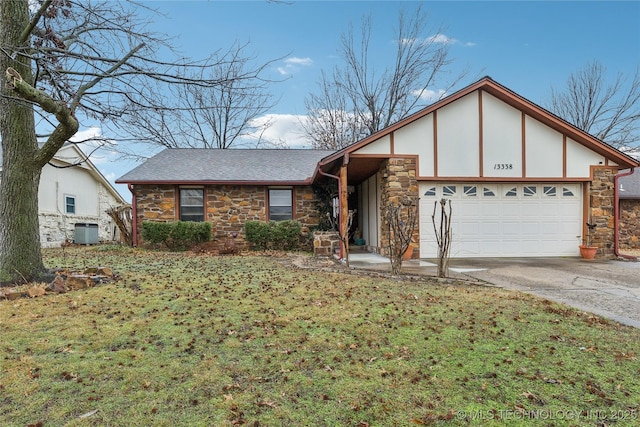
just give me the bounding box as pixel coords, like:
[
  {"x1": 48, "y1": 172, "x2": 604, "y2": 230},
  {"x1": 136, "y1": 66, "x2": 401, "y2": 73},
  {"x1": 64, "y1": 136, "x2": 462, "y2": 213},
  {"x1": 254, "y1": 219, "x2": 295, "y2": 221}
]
[{"x1": 0, "y1": 0, "x2": 46, "y2": 284}]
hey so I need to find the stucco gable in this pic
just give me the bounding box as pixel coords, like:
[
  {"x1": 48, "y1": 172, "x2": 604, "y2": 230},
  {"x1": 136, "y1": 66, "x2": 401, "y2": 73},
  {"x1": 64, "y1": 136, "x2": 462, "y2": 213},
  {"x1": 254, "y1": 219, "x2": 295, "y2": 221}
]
[{"x1": 320, "y1": 77, "x2": 639, "y2": 173}]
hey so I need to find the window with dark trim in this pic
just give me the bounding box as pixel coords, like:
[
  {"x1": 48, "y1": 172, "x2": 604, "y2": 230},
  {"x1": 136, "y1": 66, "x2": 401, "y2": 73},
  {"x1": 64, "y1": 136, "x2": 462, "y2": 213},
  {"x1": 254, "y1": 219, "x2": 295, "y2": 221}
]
[
  {"x1": 268, "y1": 188, "x2": 293, "y2": 221},
  {"x1": 179, "y1": 188, "x2": 205, "y2": 222},
  {"x1": 65, "y1": 195, "x2": 76, "y2": 214}
]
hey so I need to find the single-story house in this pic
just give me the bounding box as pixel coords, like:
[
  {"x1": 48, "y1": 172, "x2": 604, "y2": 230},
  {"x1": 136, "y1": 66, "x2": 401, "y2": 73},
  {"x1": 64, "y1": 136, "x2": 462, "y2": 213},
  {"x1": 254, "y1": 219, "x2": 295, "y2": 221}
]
[
  {"x1": 4, "y1": 143, "x2": 130, "y2": 247},
  {"x1": 618, "y1": 169, "x2": 640, "y2": 250},
  {"x1": 117, "y1": 77, "x2": 639, "y2": 258}
]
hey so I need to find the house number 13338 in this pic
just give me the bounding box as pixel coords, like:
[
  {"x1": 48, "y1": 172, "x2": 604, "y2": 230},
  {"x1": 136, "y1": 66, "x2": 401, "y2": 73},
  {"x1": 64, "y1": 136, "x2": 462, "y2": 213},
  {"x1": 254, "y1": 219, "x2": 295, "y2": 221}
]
[{"x1": 493, "y1": 163, "x2": 513, "y2": 170}]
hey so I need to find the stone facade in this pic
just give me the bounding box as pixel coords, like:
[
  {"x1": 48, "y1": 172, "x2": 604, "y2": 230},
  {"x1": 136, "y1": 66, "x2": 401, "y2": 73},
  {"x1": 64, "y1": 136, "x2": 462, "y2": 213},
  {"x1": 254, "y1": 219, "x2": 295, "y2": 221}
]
[
  {"x1": 619, "y1": 199, "x2": 640, "y2": 249},
  {"x1": 134, "y1": 184, "x2": 321, "y2": 249},
  {"x1": 378, "y1": 158, "x2": 419, "y2": 258},
  {"x1": 588, "y1": 167, "x2": 617, "y2": 257},
  {"x1": 313, "y1": 231, "x2": 340, "y2": 257}
]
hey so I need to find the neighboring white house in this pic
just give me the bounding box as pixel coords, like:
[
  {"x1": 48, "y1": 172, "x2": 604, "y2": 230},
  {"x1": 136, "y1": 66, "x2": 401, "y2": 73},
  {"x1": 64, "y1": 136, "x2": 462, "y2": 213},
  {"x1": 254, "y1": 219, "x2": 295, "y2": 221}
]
[{"x1": 1, "y1": 143, "x2": 129, "y2": 248}]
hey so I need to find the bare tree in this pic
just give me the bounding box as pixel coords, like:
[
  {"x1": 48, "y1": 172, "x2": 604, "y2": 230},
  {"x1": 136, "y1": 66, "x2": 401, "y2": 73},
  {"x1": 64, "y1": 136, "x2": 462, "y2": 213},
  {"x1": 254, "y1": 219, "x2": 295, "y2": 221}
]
[
  {"x1": 303, "y1": 71, "x2": 370, "y2": 150},
  {"x1": 432, "y1": 198, "x2": 452, "y2": 278},
  {"x1": 548, "y1": 61, "x2": 640, "y2": 150},
  {"x1": 327, "y1": 209, "x2": 356, "y2": 268},
  {"x1": 106, "y1": 205, "x2": 133, "y2": 247},
  {"x1": 115, "y1": 41, "x2": 282, "y2": 149},
  {"x1": 384, "y1": 197, "x2": 418, "y2": 275},
  {"x1": 0, "y1": 0, "x2": 278, "y2": 283},
  {"x1": 303, "y1": 5, "x2": 463, "y2": 149}
]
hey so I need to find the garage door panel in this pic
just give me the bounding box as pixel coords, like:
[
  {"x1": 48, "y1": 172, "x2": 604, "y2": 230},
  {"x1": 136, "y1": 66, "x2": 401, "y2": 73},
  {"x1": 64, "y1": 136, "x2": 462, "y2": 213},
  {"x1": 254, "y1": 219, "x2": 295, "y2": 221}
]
[
  {"x1": 481, "y1": 222, "x2": 500, "y2": 234},
  {"x1": 501, "y1": 222, "x2": 521, "y2": 236},
  {"x1": 419, "y1": 182, "x2": 582, "y2": 257}
]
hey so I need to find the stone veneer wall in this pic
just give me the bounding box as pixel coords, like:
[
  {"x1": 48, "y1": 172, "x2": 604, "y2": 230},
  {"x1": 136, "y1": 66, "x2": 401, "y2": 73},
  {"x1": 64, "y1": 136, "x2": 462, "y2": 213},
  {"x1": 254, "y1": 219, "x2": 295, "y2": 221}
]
[
  {"x1": 619, "y1": 199, "x2": 640, "y2": 249},
  {"x1": 206, "y1": 185, "x2": 265, "y2": 243},
  {"x1": 134, "y1": 184, "x2": 176, "y2": 244},
  {"x1": 378, "y1": 158, "x2": 419, "y2": 258},
  {"x1": 135, "y1": 184, "x2": 321, "y2": 249},
  {"x1": 588, "y1": 167, "x2": 617, "y2": 257}
]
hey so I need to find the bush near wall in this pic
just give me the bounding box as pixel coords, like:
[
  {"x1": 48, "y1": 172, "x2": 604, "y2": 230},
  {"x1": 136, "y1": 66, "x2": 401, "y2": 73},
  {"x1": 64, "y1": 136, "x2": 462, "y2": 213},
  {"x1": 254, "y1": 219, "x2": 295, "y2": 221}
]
[
  {"x1": 142, "y1": 221, "x2": 211, "y2": 251},
  {"x1": 245, "y1": 220, "x2": 302, "y2": 251}
]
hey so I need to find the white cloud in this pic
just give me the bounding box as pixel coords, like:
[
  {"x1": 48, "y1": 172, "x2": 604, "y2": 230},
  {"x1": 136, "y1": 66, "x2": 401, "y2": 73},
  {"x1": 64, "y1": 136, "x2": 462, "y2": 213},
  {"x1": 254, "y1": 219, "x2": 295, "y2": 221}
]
[
  {"x1": 428, "y1": 34, "x2": 457, "y2": 45},
  {"x1": 246, "y1": 114, "x2": 312, "y2": 148},
  {"x1": 277, "y1": 56, "x2": 313, "y2": 76},
  {"x1": 427, "y1": 33, "x2": 476, "y2": 47},
  {"x1": 412, "y1": 88, "x2": 447, "y2": 103}
]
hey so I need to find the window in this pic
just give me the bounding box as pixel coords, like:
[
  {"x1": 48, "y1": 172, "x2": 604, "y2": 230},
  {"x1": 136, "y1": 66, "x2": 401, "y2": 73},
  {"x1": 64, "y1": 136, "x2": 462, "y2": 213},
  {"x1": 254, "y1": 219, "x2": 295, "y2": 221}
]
[
  {"x1": 483, "y1": 187, "x2": 496, "y2": 197},
  {"x1": 424, "y1": 187, "x2": 436, "y2": 197},
  {"x1": 179, "y1": 188, "x2": 204, "y2": 222},
  {"x1": 505, "y1": 187, "x2": 517, "y2": 197},
  {"x1": 65, "y1": 196, "x2": 76, "y2": 214},
  {"x1": 269, "y1": 189, "x2": 293, "y2": 221},
  {"x1": 523, "y1": 186, "x2": 537, "y2": 197},
  {"x1": 463, "y1": 186, "x2": 477, "y2": 197},
  {"x1": 543, "y1": 186, "x2": 556, "y2": 197},
  {"x1": 562, "y1": 187, "x2": 575, "y2": 197},
  {"x1": 442, "y1": 185, "x2": 457, "y2": 196}
]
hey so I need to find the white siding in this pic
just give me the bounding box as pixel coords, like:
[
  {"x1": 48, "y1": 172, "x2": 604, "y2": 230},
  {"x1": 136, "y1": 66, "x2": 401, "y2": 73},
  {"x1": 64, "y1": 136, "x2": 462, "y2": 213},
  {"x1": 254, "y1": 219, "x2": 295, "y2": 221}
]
[
  {"x1": 566, "y1": 137, "x2": 606, "y2": 177},
  {"x1": 394, "y1": 115, "x2": 434, "y2": 176},
  {"x1": 353, "y1": 135, "x2": 391, "y2": 155},
  {"x1": 437, "y1": 91, "x2": 480, "y2": 177},
  {"x1": 525, "y1": 116, "x2": 564, "y2": 177},
  {"x1": 361, "y1": 174, "x2": 379, "y2": 248},
  {"x1": 482, "y1": 92, "x2": 523, "y2": 178}
]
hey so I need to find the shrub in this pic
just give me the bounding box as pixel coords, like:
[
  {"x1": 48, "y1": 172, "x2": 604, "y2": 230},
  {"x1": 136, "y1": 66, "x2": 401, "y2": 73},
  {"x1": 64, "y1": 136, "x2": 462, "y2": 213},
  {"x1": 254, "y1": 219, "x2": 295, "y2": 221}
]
[
  {"x1": 245, "y1": 220, "x2": 302, "y2": 251},
  {"x1": 142, "y1": 221, "x2": 211, "y2": 250},
  {"x1": 245, "y1": 221, "x2": 270, "y2": 250},
  {"x1": 272, "y1": 220, "x2": 302, "y2": 250}
]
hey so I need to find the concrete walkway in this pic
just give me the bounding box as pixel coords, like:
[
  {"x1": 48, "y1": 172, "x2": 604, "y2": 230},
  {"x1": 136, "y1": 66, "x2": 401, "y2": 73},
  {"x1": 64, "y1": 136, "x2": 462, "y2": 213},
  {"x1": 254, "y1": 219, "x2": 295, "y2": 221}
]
[{"x1": 348, "y1": 252, "x2": 640, "y2": 329}]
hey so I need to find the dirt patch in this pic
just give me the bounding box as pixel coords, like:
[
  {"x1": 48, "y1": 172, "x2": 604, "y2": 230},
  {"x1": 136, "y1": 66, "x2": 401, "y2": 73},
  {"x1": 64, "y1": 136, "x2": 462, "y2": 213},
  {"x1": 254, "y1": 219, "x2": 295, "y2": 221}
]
[{"x1": 619, "y1": 248, "x2": 640, "y2": 258}]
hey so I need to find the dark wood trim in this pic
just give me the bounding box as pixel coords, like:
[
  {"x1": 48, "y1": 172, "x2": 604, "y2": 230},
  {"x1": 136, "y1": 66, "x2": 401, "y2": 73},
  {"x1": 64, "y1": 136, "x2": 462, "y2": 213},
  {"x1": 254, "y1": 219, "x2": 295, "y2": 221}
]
[
  {"x1": 521, "y1": 112, "x2": 526, "y2": 178},
  {"x1": 433, "y1": 110, "x2": 438, "y2": 177},
  {"x1": 415, "y1": 176, "x2": 592, "y2": 183},
  {"x1": 562, "y1": 135, "x2": 567, "y2": 178},
  {"x1": 479, "y1": 90, "x2": 484, "y2": 177}
]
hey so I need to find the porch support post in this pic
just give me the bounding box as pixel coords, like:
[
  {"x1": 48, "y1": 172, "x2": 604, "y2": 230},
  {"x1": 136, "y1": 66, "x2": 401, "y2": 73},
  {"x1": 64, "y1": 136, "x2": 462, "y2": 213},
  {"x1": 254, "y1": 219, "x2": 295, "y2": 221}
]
[{"x1": 339, "y1": 163, "x2": 348, "y2": 258}]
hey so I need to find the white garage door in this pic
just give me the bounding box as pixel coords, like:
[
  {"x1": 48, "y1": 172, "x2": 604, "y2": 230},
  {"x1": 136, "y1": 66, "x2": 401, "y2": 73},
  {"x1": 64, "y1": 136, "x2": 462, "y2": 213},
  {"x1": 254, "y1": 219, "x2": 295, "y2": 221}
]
[{"x1": 419, "y1": 183, "x2": 582, "y2": 258}]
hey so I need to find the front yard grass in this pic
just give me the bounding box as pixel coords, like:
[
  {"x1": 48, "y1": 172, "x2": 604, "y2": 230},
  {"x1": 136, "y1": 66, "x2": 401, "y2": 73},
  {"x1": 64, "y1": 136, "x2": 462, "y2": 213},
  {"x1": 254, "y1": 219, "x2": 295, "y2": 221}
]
[{"x1": 1, "y1": 247, "x2": 638, "y2": 426}]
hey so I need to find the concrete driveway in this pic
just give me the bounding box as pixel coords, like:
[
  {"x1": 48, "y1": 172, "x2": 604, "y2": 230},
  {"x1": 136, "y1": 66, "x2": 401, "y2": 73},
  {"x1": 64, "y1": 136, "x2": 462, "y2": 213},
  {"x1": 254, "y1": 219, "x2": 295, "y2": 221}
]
[
  {"x1": 349, "y1": 252, "x2": 640, "y2": 328},
  {"x1": 433, "y1": 257, "x2": 640, "y2": 328}
]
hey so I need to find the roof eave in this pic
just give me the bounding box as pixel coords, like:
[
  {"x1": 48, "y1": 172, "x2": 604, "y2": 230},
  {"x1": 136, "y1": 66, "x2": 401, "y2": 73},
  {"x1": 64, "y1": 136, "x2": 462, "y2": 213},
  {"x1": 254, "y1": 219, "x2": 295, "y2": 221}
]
[{"x1": 115, "y1": 179, "x2": 314, "y2": 186}]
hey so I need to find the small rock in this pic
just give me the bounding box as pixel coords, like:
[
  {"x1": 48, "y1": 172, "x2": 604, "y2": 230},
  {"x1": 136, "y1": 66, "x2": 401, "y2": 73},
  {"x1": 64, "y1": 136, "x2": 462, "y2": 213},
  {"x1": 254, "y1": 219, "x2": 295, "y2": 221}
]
[
  {"x1": 96, "y1": 267, "x2": 113, "y2": 277},
  {"x1": 66, "y1": 275, "x2": 92, "y2": 290},
  {"x1": 47, "y1": 275, "x2": 68, "y2": 294},
  {"x1": 3, "y1": 291, "x2": 23, "y2": 301},
  {"x1": 27, "y1": 287, "x2": 46, "y2": 298}
]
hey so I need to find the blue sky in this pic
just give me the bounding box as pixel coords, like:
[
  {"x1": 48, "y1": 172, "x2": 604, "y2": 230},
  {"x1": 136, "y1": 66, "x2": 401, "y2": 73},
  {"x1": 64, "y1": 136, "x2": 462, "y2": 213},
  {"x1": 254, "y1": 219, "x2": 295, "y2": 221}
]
[{"x1": 92, "y1": 0, "x2": 639, "y2": 200}]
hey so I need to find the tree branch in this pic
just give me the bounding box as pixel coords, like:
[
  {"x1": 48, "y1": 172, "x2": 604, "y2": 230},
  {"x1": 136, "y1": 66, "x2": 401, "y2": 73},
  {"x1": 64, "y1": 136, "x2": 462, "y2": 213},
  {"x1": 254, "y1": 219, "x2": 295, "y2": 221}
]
[{"x1": 19, "y1": 0, "x2": 53, "y2": 44}]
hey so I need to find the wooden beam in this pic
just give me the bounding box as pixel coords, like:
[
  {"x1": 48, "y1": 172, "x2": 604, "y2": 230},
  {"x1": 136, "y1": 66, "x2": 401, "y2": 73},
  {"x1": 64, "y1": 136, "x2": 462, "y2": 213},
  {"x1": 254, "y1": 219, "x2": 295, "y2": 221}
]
[{"x1": 339, "y1": 164, "x2": 349, "y2": 258}]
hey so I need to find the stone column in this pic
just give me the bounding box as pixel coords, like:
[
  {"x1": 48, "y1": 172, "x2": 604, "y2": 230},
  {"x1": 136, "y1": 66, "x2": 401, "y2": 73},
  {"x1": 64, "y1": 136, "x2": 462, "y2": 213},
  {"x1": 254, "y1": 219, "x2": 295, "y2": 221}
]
[
  {"x1": 378, "y1": 158, "x2": 419, "y2": 258},
  {"x1": 589, "y1": 167, "x2": 617, "y2": 257}
]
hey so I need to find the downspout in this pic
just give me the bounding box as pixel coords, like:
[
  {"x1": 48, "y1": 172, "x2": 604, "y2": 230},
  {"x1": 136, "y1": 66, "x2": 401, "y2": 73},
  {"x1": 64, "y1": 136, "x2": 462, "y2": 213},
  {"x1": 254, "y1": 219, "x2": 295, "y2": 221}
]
[
  {"x1": 128, "y1": 184, "x2": 138, "y2": 247},
  {"x1": 317, "y1": 166, "x2": 343, "y2": 259},
  {"x1": 614, "y1": 168, "x2": 636, "y2": 260}
]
